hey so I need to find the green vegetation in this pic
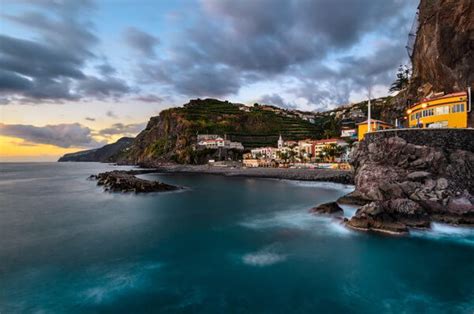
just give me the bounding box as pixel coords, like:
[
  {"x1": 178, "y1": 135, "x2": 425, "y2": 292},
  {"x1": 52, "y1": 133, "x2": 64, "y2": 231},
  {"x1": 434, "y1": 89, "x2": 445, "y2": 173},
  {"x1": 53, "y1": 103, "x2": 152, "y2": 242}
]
[
  {"x1": 126, "y1": 96, "x2": 398, "y2": 165},
  {"x1": 149, "y1": 137, "x2": 175, "y2": 157},
  {"x1": 389, "y1": 65, "x2": 411, "y2": 93},
  {"x1": 319, "y1": 143, "x2": 346, "y2": 162},
  {"x1": 175, "y1": 99, "x2": 328, "y2": 148}
]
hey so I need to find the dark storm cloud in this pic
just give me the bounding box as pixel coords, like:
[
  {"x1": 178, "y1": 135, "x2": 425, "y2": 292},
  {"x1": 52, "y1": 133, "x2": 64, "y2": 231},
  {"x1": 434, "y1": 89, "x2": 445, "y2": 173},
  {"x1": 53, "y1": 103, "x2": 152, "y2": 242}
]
[
  {"x1": 0, "y1": 69, "x2": 33, "y2": 91},
  {"x1": 98, "y1": 122, "x2": 146, "y2": 137},
  {"x1": 259, "y1": 93, "x2": 296, "y2": 109},
  {"x1": 134, "y1": 94, "x2": 164, "y2": 103},
  {"x1": 123, "y1": 27, "x2": 160, "y2": 58},
  {"x1": 77, "y1": 76, "x2": 131, "y2": 98},
  {"x1": 95, "y1": 63, "x2": 116, "y2": 76},
  {"x1": 0, "y1": 122, "x2": 105, "y2": 148},
  {"x1": 0, "y1": 0, "x2": 132, "y2": 103},
  {"x1": 138, "y1": 0, "x2": 416, "y2": 107}
]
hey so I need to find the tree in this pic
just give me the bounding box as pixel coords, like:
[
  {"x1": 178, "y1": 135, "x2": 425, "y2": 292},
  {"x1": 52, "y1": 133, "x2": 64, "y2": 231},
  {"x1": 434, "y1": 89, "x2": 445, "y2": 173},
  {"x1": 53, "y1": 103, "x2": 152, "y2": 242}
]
[
  {"x1": 389, "y1": 65, "x2": 411, "y2": 93},
  {"x1": 277, "y1": 151, "x2": 289, "y2": 163},
  {"x1": 288, "y1": 150, "x2": 297, "y2": 163},
  {"x1": 321, "y1": 144, "x2": 344, "y2": 162}
]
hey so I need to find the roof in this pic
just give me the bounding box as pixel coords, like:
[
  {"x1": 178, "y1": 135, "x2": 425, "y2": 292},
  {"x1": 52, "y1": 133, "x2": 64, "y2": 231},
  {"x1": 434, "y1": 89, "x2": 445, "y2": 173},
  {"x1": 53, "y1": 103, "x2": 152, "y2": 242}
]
[
  {"x1": 357, "y1": 119, "x2": 393, "y2": 126},
  {"x1": 313, "y1": 138, "x2": 344, "y2": 144},
  {"x1": 410, "y1": 91, "x2": 467, "y2": 108}
]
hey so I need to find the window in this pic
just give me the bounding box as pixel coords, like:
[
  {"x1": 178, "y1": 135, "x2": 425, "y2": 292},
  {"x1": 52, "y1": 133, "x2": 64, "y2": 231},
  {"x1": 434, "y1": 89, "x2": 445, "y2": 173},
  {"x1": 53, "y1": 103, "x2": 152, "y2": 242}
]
[
  {"x1": 435, "y1": 106, "x2": 449, "y2": 115},
  {"x1": 452, "y1": 103, "x2": 465, "y2": 113},
  {"x1": 422, "y1": 109, "x2": 434, "y2": 117}
]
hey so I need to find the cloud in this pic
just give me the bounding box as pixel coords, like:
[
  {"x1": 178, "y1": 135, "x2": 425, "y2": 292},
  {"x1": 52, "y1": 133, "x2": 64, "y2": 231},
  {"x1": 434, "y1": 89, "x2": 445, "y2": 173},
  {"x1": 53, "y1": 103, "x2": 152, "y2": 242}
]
[
  {"x1": 85, "y1": 117, "x2": 96, "y2": 121},
  {"x1": 133, "y1": 94, "x2": 164, "y2": 103},
  {"x1": 95, "y1": 63, "x2": 116, "y2": 76},
  {"x1": 106, "y1": 110, "x2": 118, "y2": 118},
  {"x1": 123, "y1": 27, "x2": 160, "y2": 58},
  {"x1": 0, "y1": 122, "x2": 105, "y2": 148},
  {"x1": 259, "y1": 93, "x2": 296, "y2": 109},
  {"x1": 0, "y1": 0, "x2": 132, "y2": 103},
  {"x1": 136, "y1": 0, "x2": 417, "y2": 108},
  {"x1": 77, "y1": 76, "x2": 131, "y2": 99},
  {"x1": 98, "y1": 122, "x2": 145, "y2": 137},
  {"x1": 1, "y1": 0, "x2": 418, "y2": 110}
]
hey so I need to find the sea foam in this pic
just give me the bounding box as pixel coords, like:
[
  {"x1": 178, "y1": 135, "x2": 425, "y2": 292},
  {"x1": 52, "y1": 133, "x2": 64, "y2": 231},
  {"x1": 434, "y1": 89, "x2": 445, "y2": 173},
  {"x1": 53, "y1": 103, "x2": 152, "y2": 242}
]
[
  {"x1": 239, "y1": 209, "x2": 354, "y2": 237},
  {"x1": 81, "y1": 261, "x2": 162, "y2": 304},
  {"x1": 242, "y1": 245, "x2": 287, "y2": 266},
  {"x1": 411, "y1": 223, "x2": 474, "y2": 246}
]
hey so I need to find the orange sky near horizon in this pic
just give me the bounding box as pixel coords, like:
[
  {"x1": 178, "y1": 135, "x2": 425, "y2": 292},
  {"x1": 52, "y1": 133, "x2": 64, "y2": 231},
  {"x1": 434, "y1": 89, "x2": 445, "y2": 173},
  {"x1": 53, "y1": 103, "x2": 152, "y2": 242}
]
[
  {"x1": 0, "y1": 136, "x2": 82, "y2": 162},
  {"x1": 0, "y1": 101, "x2": 165, "y2": 162}
]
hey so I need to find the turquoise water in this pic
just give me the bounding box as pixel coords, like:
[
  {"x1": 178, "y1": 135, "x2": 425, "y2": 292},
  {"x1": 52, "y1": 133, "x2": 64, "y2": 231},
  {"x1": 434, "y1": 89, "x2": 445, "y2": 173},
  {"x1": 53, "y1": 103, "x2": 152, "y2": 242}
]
[{"x1": 1, "y1": 163, "x2": 473, "y2": 313}]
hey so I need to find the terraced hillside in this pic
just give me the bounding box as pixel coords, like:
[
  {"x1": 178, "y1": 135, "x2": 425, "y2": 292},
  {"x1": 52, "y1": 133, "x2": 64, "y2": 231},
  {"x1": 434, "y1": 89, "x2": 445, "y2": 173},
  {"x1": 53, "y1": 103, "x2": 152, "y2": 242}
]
[
  {"x1": 179, "y1": 99, "x2": 327, "y2": 148},
  {"x1": 121, "y1": 98, "x2": 332, "y2": 165}
]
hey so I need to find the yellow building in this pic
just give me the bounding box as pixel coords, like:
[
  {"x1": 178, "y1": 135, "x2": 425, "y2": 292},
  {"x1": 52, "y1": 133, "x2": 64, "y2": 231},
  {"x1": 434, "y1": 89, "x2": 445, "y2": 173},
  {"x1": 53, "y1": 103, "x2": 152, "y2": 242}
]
[
  {"x1": 357, "y1": 119, "x2": 394, "y2": 141},
  {"x1": 406, "y1": 92, "x2": 468, "y2": 128}
]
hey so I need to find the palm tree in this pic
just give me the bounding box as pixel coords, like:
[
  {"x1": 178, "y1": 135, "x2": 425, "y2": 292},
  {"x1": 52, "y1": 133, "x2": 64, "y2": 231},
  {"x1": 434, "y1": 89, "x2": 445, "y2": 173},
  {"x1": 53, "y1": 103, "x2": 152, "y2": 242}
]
[{"x1": 321, "y1": 144, "x2": 344, "y2": 162}]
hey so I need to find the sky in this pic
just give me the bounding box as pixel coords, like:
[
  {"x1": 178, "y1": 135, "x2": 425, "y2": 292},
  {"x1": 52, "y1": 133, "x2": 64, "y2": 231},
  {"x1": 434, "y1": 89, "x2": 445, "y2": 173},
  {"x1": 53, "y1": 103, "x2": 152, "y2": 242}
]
[{"x1": 0, "y1": 0, "x2": 418, "y2": 161}]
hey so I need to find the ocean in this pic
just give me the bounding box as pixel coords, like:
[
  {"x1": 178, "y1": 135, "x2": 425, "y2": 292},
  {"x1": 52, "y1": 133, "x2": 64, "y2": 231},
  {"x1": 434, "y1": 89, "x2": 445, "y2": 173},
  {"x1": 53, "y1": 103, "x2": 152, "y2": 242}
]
[{"x1": 0, "y1": 162, "x2": 473, "y2": 313}]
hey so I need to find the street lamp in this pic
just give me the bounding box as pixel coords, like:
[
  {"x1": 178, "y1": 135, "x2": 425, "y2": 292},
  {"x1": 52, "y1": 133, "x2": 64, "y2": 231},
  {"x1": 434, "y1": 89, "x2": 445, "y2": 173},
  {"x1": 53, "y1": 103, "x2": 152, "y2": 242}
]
[{"x1": 367, "y1": 88, "x2": 372, "y2": 133}]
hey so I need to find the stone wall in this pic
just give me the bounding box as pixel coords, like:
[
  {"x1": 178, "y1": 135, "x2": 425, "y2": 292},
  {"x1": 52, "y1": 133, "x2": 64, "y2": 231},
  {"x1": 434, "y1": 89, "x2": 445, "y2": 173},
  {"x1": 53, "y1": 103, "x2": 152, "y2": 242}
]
[{"x1": 364, "y1": 129, "x2": 474, "y2": 152}]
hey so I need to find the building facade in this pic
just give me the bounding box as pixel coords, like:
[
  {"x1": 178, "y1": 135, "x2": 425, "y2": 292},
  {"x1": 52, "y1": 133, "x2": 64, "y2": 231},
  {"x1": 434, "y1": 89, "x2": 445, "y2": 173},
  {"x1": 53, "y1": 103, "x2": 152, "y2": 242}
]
[{"x1": 406, "y1": 91, "x2": 469, "y2": 129}]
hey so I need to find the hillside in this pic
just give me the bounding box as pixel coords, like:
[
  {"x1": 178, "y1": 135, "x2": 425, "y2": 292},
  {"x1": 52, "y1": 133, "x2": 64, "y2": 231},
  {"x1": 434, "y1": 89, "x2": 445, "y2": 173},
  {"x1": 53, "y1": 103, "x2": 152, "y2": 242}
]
[
  {"x1": 58, "y1": 137, "x2": 134, "y2": 162},
  {"x1": 120, "y1": 98, "x2": 338, "y2": 166},
  {"x1": 59, "y1": 97, "x2": 392, "y2": 165}
]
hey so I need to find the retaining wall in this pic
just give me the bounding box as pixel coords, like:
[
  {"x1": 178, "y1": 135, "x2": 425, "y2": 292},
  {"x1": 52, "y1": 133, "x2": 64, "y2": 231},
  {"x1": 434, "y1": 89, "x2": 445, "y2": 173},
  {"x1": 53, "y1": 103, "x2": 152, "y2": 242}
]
[{"x1": 364, "y1": 128, "x2": 474, "y2": 152}]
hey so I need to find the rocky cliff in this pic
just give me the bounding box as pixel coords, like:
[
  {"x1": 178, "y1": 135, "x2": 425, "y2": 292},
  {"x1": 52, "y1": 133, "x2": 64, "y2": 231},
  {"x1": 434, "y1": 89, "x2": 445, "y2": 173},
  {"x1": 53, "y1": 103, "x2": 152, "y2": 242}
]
[
  {"x1": 120, "y1": 98, "x2": 329, "y2": 166},
  {"x1": 409, "y1": 0, "x2": 473, "y2": 98},
  {"x1": 345, "y1": 129, "x2": 474, "y2": 234},
  {"x1": 58, "y1": 137, "x2": 134, "y2": 162}
]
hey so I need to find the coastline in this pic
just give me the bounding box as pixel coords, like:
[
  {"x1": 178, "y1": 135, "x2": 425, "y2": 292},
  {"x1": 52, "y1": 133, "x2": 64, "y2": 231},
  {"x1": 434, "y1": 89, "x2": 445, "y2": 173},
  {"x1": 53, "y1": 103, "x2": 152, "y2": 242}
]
[{"x1": 148, "y1": 164, "x2": 354, "y2": 184}]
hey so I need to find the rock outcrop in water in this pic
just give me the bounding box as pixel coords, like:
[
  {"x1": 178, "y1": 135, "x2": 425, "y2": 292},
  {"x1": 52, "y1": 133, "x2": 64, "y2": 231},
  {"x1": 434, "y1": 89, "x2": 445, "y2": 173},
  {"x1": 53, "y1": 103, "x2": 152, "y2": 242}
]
[
  {"x1": 90, "y1": 170, "x2": 179, "y2": 193},
  {"x1": 310, "y1": 202, "x2": 343, "y2": 216},
  {"x1": 345, "y1": 129, "x2": 474, "y2": 234}
]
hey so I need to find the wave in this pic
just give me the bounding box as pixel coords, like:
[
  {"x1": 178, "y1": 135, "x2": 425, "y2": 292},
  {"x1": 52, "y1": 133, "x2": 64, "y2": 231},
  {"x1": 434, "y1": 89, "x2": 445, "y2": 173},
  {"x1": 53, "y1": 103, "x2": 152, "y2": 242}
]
[
  {"x1": 339, "y1": 204, "x2": 359, "y2": 218},
  {"x1": 239, "y1": 209, "x2": 354, "y2": 237},
  {"x1": 411, "y1": 223, "x2": 474, "y2": 246},
  {"x1": 282, "y1": 180, "x2": 355, "y2": 192},
  {"x1": 242, "y1": 245, "x2": 287, "y2": 267},
  {"x1": 81, "y1": 261, "x2": 163, "y2": 304}
]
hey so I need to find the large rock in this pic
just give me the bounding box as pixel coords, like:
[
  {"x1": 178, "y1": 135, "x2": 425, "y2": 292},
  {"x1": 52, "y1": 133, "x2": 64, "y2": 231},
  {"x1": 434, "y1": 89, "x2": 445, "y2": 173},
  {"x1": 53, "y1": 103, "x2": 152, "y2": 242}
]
[
  {"x1": 310, "y1": 202, "x2": 343, "y2": 216},
  {"x1": 90, "y1": 170, "x2": 179, "y2": 193},
  {"x1": 345, "y1": 131, "x2": 474, "y2": 234},
  {"x1": 346, "y1": 199, "x2": 431, "y2": 235}
]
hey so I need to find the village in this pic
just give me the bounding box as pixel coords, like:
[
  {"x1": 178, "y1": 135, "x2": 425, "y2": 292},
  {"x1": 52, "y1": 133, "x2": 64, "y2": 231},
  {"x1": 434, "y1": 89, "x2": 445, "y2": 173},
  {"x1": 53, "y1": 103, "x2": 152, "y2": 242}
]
[
  {"x1": 196, "y1": 87, "x2": 471, "y2": 170},
  {"x1": 197, "y1": 133, "x2": 352, "y2": 169}
]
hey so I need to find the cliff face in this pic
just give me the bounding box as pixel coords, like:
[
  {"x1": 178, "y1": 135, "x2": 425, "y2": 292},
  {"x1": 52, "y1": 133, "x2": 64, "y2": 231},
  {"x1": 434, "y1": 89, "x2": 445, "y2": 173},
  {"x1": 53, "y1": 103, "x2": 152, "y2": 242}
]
[
  {"x1": 345, "y1": 130, "x2": 474, "y2": 234},
  {"x1": 409, "y1": 0, "x2": 473, "y2": 97},
  {"x1": 58, "y1": 137, "x2": 134, "y2": 162},
  {"x1": 121, "y1": 109, "x2": 193, "y2": 165}
]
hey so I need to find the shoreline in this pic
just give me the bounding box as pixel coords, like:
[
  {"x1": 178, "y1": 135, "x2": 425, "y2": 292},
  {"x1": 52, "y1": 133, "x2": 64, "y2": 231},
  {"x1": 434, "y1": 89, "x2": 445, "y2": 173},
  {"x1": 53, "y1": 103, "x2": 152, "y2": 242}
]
[{"x1": 146, "y1": 164, "x2": 354, "y2": 184}]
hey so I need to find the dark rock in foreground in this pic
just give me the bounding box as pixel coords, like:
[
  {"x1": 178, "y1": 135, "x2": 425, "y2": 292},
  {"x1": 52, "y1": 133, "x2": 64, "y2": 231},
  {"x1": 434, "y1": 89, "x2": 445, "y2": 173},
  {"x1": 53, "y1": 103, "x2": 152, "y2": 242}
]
[
  {"x1": 344, "y1": 130, "x2": 474, "y2": 235},
  {"x1": 310, "y1": 202, "x2": 343, "y2": 216},
  {"x1": 346, "y1": 199, "x2": 431, "y2": 234},
  {"x1": 337, "y1": 192, "x2": 370, "y2": 206},
  {"x1": 89, "y1": 170, "x2": 179, "y2": 193}
]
